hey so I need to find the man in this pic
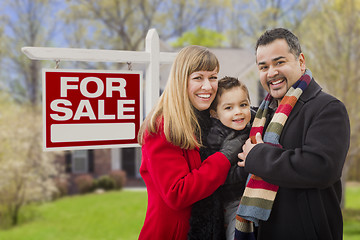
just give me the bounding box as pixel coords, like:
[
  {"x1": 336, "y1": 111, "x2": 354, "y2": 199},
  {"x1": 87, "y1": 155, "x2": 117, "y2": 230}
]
[{"x1": 237, "y1": 28, "x2": 350, "y2": 240}]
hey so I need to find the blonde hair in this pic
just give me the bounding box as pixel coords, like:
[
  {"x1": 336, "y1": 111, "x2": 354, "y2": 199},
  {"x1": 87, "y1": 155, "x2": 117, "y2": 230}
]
[{"x1": 137, "y1": 45, "x2": 219, "y2": 149}]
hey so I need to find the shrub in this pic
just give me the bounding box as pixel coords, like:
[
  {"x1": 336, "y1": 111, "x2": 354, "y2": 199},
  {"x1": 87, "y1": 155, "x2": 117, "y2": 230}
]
[
  {"x1": 0, "y1": 207, "x2": 12, "y2": 229},
  {"x1": 109, "y1": 170, "x2": 127, "y2": 190},
  {"x1": 53, "y1": 178, "x2": 68, "y2": 199},
  {"x1": 95, "y1": 175, "x2": 116, "y2": 191},
  {"x1": 74, "y1": 174, "x2": 94, "y2": 194}
]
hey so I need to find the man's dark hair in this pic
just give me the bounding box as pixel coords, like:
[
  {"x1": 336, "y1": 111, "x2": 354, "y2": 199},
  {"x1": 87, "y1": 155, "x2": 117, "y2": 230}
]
[{"x1": 255, "y1": 28, "x2": 302, "y2": 58}]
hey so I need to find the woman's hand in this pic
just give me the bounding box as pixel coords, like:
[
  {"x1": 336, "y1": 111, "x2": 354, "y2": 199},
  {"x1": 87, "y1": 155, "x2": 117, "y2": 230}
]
[{"x1": 219, "y1": 132, "x2": 248, "y2": 165}]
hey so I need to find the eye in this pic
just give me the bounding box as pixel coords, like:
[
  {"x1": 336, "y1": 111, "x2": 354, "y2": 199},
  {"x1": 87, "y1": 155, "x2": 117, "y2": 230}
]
[
  {"x1": 224, "y1": 106, "x2": 232, "y2": 110},
  {"x1": 259, "y1": 65, "x2": 268, "y2": 71},
  {"x1": 240, "y1": 103, "x2": 249, "y2": 107},
  {"x1": 210, "y1": 76, "x2": 218, "y2": 81},
  {"x1": 192, "y1": 76, "x2": 202, "y2": 80},
  {"x1": 276, "y1": 61, "x2": 285, "y2": 65}
]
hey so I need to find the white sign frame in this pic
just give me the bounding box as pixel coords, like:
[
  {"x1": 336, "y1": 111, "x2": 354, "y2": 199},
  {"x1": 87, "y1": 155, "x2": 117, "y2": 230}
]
[{"x1": 42, "y1": 68, "x2": 143, "y2": 151}]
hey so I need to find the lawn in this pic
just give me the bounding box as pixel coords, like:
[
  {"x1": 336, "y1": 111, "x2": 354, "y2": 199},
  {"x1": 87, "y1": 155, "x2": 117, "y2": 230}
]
[
  {"x1": 0, "y1": 189, "x2": 148, "y2": 240},
  {"x1": 343, "y1": 182, "x2": 360, "y2": 240},
  {"x1": 0, "y1": 184, "x2": 359, "y2": 240}
]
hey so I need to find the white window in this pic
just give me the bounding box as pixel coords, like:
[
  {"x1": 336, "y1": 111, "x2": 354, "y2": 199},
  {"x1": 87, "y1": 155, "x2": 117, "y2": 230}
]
[{"x1": 72, "y1": 150, "x2": 88, "y2": 174}]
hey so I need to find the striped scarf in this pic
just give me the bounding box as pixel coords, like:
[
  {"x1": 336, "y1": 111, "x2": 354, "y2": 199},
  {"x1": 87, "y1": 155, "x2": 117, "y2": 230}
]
[{"x1": 234, "y1": 69, "x2": 312, "y2": 240}]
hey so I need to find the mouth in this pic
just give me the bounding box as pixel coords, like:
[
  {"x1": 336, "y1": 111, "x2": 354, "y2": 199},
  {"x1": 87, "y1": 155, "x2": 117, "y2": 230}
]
[
  {"x1": 196, "y1": 94, "x2": 211, "y2": 99},
  {"x1": 233, "y1": 118, "x2": 244, "y2": 123},
  {"x1": 268, "y1": 78, "x2": 285, "y2": 86}
]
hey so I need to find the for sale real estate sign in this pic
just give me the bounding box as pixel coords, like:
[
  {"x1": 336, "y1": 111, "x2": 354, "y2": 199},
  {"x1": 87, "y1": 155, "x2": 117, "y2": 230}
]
[{"x1": 43, "y1": 69, "x2": 142, "y2": 151}]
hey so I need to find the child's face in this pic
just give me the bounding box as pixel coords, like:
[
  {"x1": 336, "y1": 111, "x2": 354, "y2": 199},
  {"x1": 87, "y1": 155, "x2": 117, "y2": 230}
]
[{"x1": 212, "y1": 87, "x2": 251, "y2": 131}]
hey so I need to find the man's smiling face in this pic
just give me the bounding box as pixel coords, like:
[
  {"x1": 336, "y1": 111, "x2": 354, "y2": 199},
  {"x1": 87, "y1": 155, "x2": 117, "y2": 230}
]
[{"x1": 256, "y1": 39, "x2": 306, "y2": 103}]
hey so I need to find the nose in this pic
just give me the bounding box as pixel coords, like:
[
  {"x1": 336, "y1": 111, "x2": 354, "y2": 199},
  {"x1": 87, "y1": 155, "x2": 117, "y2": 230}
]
[
  {"x1": 234, "y1": 106, "x2": 242, "y2": 115},
  {"x1": 235, "y1": 105, "x2": 249, "y2": 116},
  {"x1": 201, "y1": 78, "x2": 212, "y2": 90},
  {"x1": 267, "y1": 65, "x2": 278, "y2": 78}
]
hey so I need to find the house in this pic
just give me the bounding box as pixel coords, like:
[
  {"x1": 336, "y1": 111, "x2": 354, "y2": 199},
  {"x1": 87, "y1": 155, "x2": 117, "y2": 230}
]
[{"x1": 59, "y1": 46, "x2": 263, "y2": 193}]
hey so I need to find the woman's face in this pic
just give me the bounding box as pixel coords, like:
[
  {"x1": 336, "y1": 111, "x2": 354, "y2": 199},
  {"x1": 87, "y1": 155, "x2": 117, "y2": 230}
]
[{"x1": 187, "y1": 69, "x2": 218, "y2": 111}]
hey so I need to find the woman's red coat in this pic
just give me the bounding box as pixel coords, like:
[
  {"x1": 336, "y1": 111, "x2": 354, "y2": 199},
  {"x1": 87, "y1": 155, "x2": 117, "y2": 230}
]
[{"x1": 138, "y1": 127, "x2": 230, "y2": 240}]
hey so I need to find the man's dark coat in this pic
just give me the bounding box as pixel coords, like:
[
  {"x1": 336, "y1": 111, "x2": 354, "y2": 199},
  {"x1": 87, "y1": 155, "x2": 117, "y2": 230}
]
[{"x1": 245, "y1": 79, "x2": 350, "y2": 240}]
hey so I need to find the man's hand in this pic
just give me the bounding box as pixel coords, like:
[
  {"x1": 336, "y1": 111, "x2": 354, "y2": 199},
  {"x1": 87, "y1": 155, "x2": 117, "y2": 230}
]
[{"x1": 238, "y1": 132, "x2": 263, "y2": 167}]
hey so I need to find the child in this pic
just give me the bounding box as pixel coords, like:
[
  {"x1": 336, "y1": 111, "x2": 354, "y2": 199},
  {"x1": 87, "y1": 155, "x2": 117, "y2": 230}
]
[{"x1": 188, "y1": 76, "x2": 254, "y2": 240}]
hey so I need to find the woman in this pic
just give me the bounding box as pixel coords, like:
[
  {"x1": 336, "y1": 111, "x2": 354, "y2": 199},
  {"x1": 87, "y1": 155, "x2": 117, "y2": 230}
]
[{"x1": 138, "y1": 45, "x2": 243, "y2": 240}]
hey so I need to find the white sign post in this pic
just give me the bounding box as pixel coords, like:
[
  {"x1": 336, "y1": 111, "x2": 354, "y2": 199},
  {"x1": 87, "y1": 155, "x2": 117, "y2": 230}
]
[{"x1": 22, "y1": 29, "x2": 177, "y2": 150}]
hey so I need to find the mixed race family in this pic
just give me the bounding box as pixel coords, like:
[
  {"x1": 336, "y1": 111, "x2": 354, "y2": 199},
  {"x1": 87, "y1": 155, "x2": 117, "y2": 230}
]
[{"x1": 137, "y1": 28, "x2": 350, "y2": 240}]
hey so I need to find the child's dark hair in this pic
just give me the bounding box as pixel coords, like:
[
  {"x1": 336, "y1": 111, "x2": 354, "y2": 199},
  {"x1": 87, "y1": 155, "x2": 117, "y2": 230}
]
[{"x1": 210, "y1": 76, "x2": 250, "y2": 111}]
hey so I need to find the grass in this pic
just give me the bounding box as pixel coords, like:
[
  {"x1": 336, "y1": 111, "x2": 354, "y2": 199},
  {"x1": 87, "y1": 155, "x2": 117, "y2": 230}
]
[
  {"x1": 343, "y1": 182, "x2": 360, "y2": 240},
  {"x1": 0, "y1": 190, "x2": 147, "y2": 240},
  {"x1": 0, "y1": 183, "x2": 359, "y2": 240}
]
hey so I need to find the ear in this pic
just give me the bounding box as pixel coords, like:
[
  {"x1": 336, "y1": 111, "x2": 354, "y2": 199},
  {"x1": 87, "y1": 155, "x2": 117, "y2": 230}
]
[
  {"x1": 210, "y1": 109, "x2": 218, "y2": 119},
  {"x1": 299, "y1": 53, "x2": 306, "y2": 72}
]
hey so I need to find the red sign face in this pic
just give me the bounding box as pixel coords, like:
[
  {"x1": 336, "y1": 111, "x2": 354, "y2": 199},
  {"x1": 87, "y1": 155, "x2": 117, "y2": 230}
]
[{"x1": 42, "y1": 69, "x2": 142, "y2": 150}]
